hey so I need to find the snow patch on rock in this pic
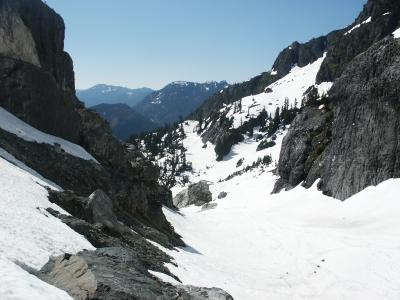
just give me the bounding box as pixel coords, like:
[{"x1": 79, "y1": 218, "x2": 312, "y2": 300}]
[
  {"x1": 0, "y1": 107, "x2": 98, "y2": 162},
  {"x1": 393, "y1": 28, "x2": 400, "y2": 39},
  {"x1": 344, "y1": 17, "x2": 372, "y2": 35}
]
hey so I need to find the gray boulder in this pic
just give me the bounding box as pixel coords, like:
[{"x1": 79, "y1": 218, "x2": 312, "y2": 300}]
[
  {"x1": 173, "y1": 181, "x2": 212, "y2": 208},
  {"x1": 201, "y1": 203, "x2": 218, "y2": 211},
  {"x1": 217, "y1": 192, "x2": 227, "y2": 199},
  {"x1": 178, "y1": 285, "x2": 234, "y2": 300},
  {"x1": 38, "y1": 254, "x2": 97, "y2": 300},
  {"x1": 87, "y1": 189, "x2": 120, "y2": 231}
]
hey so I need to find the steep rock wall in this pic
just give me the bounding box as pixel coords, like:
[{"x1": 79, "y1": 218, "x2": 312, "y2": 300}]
[{"x1": 275, "y1": 37, "x2": 400, "y2": 200}]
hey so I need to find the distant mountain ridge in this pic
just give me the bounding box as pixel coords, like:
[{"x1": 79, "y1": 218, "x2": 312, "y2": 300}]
[
  {"x1": 82, "y1": 81, "x2": 229, "y2": 139},
  {"x1": 77, "y1": 84, "x2": 154, "y2": 107},
  {"x1": 134, "y1": 81, "x2": 229, "y2": 125}
]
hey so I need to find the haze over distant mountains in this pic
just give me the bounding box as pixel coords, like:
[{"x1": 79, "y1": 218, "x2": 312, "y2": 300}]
[
  {"x1": 135, "y1": 81, "x2": 229, "y2": 125},
  {"x1": 77, "y1": 84, "x2": 154, "y2": 107},
  {"x1": 79, "y1": 81, "x2": 229, "y2": 139}
]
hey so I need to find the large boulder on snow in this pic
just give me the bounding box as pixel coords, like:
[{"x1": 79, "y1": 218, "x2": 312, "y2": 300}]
[
  {"x1": 173, "y1": 181, "x2": 212, "y2": 208},
  {"x1": 87, "y1": 189, "x2": 119, "y2": 230}
]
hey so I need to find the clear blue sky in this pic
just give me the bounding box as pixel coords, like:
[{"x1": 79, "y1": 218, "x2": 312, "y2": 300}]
[{"x1": 45, "y1": 0, "x2": 366, "y2": 90}]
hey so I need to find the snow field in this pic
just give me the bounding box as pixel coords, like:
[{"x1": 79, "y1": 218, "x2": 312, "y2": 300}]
[{"x1": 0, "y1": 154, "x2": 95, "y2": 299}]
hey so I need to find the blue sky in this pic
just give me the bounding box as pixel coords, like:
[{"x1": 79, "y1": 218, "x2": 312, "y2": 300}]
[{"x1": 45, "y1": 0, "x2": 366, "y2": 90}]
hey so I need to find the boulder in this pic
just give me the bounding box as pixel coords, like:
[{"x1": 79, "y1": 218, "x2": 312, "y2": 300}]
[
  {"x1": 202, "y1": 203, "x2": 218, "y2": 211},
  {"x1": 217, "y1": 192, "x2": 228, "y2": 199},
  {"x1": 87, "y1": 189, "x2": 119, "y2": 232},
  {"x1": 177, "y1": 285, "x2": 234, "y2": 300},
  {"x1": 173, "y1": 181, "x2": 212, "y2": 208},
  {"x1": 38, "y1": 254, "x2": 97, "y2": 300}
]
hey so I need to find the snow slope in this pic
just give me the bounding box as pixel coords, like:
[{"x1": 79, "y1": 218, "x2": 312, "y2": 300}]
[
  {"x1": 156, "y1": 130, "x2": 400, "y2": 299},
  {"x1": 171, "y1": 120, "x2": 285, "y2": 195},
  {"x1": 0, "y1": 257, "x2": 72, "y2": 300},
  {"x1": 222, "y1": 54, "x2": 332, "y2": 128},
  {"x1": 163, "y1": 175, "x2": 400, "y2": 300},
  {"x1": 0, "y1": 155, "x2": 94, "y2": 299},
  {"x1": 0, "y1": 107, "x2": 98, "y2": 162},
  {"x1": 393, "y1": 28, "x2": 400, "y2": 39}
]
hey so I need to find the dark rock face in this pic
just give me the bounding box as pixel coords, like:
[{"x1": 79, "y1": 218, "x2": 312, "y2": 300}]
[
  {"x1": 173, "y1": 181, "x2": 212, "y2": 208},
  {"x1": 0, "y1": 56, "x2": 82, "y2": 142},
  {"x1": 273, "y1": 106, "x2": 332, "y2": 193},
  {"x1": 0, "y1": 0, "x2": 182, "y2": 247},
  {"x1": 317, "y1": 0, "x2": 400, "y2": 83},
  {"x1": 0, "y1": 0, "x2": 75, "y2": 92},
  {"x1": 275, "y1": 37, "x2": 400, "y2": 200},
  {"x1": 38, "y1": 248, "x2": 177, "y2": 300},
  {"x1": 272, "y1": 37, "x2": 328, "y2": 77}
]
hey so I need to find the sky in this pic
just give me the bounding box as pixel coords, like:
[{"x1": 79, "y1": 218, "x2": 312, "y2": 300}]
[{"x1": 45, "y1": 0, "x2": 366, "y2": 90}]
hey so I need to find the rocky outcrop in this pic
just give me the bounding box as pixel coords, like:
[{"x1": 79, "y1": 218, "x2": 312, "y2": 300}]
[
  {"x1": 38, "y1": 254, "x2": 97, "y2": 300},
  {"x1": 273, "y1": 105, "x2": 332, "y2": 193},
  {"x1": 0, "y1": 56, "x2": 82, "y2": 142},
  {"x1": 275, "y1": 37, "x2": 400, "y2": 200},
  {"x1": 173, "y1": 181, "x2": 212, "y2": 208},
  {"x1": 317, "y1": 0, "x2": 400, "y2": 83},
  {"x1": 0, "y1": 0, "x2": 75, "y2": 92},
  {"x1": 0, "y1": 0, "x2": 182, "y2": 249},
  {"x1": 177, "y1": 285, "x2": 234, "y2": 300},
  {"x1": 38, "y1": 247, "x2": 233, "y2": 300},
  {"x1": 272, "y1": 37, "x2": 328, "y2": 77}
]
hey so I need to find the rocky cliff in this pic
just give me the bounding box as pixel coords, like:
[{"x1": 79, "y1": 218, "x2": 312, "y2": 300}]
[
  {"x1": 0, "y1": 0, "x2": 234, "y2": 298},
  {"x1": 194, "y1": 0, "x2": 400, "y2": 150},
  {"x1": 274, "y1": 0, "x2": 400, "y2": 199},
  {"x1": 0, "y1": 0, "x2": 179, "y2": 242},
  {"x1": 275, "y1": 36, "x2": 400, "y2": 200}
]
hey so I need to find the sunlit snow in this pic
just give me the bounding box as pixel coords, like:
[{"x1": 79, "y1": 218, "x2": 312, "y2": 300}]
[
  {"x1": 393, "y1": 28, "x2": 400, "y2": 39},
  {"x1": 150, "y1": 65, "x2": 399, "y2": 299},
  {"x1": 156, "y1": 127, "x2": 400, "y2": 299},
  {"x1": 221, "y1": 54, "x2": 331, "y2": 129},
  {"x1": 344, "y1": 17, "x2": 372, "y2": 35},
  {"x1": 0, "y1": 155, "x2": 95, "y2": 299}
]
